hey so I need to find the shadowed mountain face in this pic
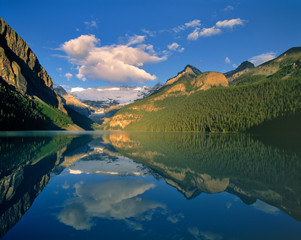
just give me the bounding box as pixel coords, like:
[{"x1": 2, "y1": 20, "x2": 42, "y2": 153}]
[
  {"x1": 0, "y1": 18, "x2": 65, "y2": 112},
  {"x1": 108, "y1": 132, "x2": 301, "y2": 221}
]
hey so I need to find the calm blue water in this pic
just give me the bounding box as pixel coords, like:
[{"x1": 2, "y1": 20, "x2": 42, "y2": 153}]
[{"x1": 0, "y1": 131, "x2": 300, "y2": 239}]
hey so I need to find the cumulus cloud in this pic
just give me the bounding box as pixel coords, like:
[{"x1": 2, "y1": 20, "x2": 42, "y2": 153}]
[
  {"x1": 216, "y1": 18, "x2": 244, "y2": 28},
  {"x1": 187, "y1": 18, "x2": 245, "y2": 40},
  {"x1": 61, "y1": 35, "x2": 166, "y2": 83},
  {"x1": 167, "y1": 42, "x2": 184, "y2": 52},
  {"x1": 58, "y1": 179, "x2": 165, "y2": 231},
  {"x1": 225, "y1": 57, "x2": 231, "y2": 64},
  {"x1": 65, "y1": 73, "x2": 73, "y2": 80},
  {"x1": 249, "y1": 51, "x2": 276, "y2": 66},
  {"x1": 62, "y1": 35, "x2": 98, "y2": 59}
]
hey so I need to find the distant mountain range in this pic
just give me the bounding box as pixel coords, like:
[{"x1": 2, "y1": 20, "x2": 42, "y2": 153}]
[
  {"x1": 53, "y1": 83, "x2": 162, "y2": 124},
  {"x1": 69, "y1": 84, "x2": 162, "y2": 107}
]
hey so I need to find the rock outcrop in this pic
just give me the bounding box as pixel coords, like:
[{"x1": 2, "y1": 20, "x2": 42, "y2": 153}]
[
  {"x1": 0, "y1": 17, "x2": 66, "y2": 113},
  {"x1": 164, "y1": 65, "x2": 202, "y2": 86}
]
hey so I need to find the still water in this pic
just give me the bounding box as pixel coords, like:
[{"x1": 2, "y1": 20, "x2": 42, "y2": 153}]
[{"x1": 0, "y1": 131, "x2": 300, "y2": 240}]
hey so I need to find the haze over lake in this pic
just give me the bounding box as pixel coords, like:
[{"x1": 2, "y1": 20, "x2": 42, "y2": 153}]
[{"x1": 0, "y1": 131, "x2": 300, "y2": 239}]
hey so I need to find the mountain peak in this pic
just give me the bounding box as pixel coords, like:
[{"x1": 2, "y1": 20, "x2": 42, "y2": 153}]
[
  {"x1": 163, "y1": 65, "x2": 201, "y2": 87},
  {"x1": 184, "y1": 65, "x2": 202, "y2": 75},
  {"x1": 224, "y1": 61, "x2": 255, "y2": 81},
  {"x1": 235, "y1": 61, "x2": 255, "y2": 72},
  {"x1": 281, "y1": 47, "x2": 301, "y2": 56}
]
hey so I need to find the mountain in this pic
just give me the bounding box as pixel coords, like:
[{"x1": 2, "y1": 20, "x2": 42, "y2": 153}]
[
  {"x1": 152, "y1": 64, "x2": 202, "y2": 95},
  {"x1": 231, "y1": 47, "x2": 301, "y2": 85},
  {"x1": 224, "y1": 61, "x2": 255, "y2": 82},
  {"x1": 70, "y1": 85, "x2": 157, "y2": 108},
  {"x1": 0, "y1": 18, "x2": 65, "y2": 112},
  {"x1": 0, "y1": 18, "x2": 100, "y2": 130},
  {"x1": 53, "y1": 84, "x2": 94, "y2": 117},
  {"x1": 102, "y1": 50, "x2": 301, "y2": 132},
  {"x1": 67, "y1": 84, "x2": 162, "y2": 124}
]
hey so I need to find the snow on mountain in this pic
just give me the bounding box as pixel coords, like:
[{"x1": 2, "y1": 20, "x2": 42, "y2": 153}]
[{"x1": 69, "y1": 85, "x2": 153, "y2": 105}]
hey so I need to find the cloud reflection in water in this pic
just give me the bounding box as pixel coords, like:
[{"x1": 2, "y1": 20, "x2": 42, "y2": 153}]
[{"x1": 58, "y1": 179, "x2": 165, "y2": 230}]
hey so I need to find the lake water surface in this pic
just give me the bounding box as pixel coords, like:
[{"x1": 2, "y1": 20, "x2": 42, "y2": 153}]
[{"x1": 0, "y1": 131, "x2": 300, "y2": 239}]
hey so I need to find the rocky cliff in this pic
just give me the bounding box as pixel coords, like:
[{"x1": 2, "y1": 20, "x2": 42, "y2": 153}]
[{"x1": 0, "y1": 17, "x2": 65, "y2": 112}]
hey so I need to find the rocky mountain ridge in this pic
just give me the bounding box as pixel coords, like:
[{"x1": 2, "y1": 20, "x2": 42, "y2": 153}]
[{"x1": 0, "y1": 17, "x2": 65, "y2": 112}]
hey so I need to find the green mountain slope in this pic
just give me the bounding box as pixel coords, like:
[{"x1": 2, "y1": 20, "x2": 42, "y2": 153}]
[
  {"x1": 102, "y1": 48, "x2": 301, "y2": 132},
  {"x1": 231, "y1": 47, "x2": 301, "y2": 85}
]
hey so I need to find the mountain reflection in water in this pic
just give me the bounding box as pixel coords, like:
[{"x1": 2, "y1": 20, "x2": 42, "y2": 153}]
[{"x1": 0, "y1": 131, "x2": 300, "y2": 239}]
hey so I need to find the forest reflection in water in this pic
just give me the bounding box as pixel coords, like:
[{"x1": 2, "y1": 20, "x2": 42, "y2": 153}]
[{"x1": 0, "y1": 131, "x2": 300, "y2": 239}]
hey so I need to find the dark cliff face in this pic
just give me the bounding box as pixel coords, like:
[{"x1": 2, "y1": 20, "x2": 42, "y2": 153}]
[{"x1": 0, "y1": 17, "x2": 65, "y2": 113}]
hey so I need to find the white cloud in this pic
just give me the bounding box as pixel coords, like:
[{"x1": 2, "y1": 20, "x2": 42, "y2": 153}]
[
  {"x1": 225, "y1": 57, "x2": 231, "y2": 64},
  {"x1": 173, "y1": 19, "x2": 201, "y2": 33},
  {"x1": 70, "y1": 87, "x2": 85, "y2": 93},
  {"x1": 57, "y1": 67, "x2": 62, "y2": 71},
  {"x1": 187, "y1": 18, "x2": 245, "y2": 40},
  {"x1": 249, "y1": 51, "x2": 276, "y2": 66},
  {"x1": 58, "y1": 179, "x2": 165, "y2": 230},
  {"x1": 62, "y1": 35, "x2": 98, "y2": 59},
  {"x1": 199, "y1": 27, "x2": 222, "y2": 37},
  {"x1": 216, "y1": 18, "x2": 244, "y2": 28},
  {"x1": 84, "y1": 20, "x2": 98, "y2": 28},
  {"x1": 61, "y1": 35, "x2": 166, "y2": 84},
  {"x1": 65, "y1": 72, "x2": 73, "y2": 80},
  {"x1": 187, "y1": 28, "x2": 201, "y2": 40},
  {"x1": 126, "y1": 35, "x2": 146, "y2": 46},
  {"x1": 188, "y1": 27, "x2": 221, "y2": 40},
  {"x1": 185, "y1": 19, "x2": 201, "y2": 28},
  {"x1": 167, "y1": 42, "x2": 184, "y2": 53}
]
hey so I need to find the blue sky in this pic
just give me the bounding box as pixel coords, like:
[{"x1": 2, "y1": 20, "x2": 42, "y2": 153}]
[{"x1": 1, "y1": 0, "x2": 301, "y2": 90}]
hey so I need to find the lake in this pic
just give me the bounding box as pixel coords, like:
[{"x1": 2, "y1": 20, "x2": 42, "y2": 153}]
[{"x1": 0, "y1": 131, "x2": 300, "y2": 240}]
